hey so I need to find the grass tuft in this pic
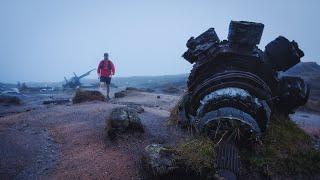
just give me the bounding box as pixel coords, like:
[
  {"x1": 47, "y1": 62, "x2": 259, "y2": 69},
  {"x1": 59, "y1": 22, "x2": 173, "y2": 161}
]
[
  {"x1": 169, "y1": 100, "x2": 320, "y2": 178},
  {"x1": 175, "y1": 137, "x2": 215, "y2": 176},
  {"x1": 243, "y1": 114, "x2": 320, "y2": 177},
  {"x1": 169, "y1": 102, "x2": 180, "y2": 124}
]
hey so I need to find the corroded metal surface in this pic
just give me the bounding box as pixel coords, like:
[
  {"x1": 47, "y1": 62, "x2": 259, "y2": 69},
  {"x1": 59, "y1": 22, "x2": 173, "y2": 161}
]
[
  {"x1": 180, "y1": 21, "x2": 309, "y2": 136},
  {"x1": 179, "y1": 20, "x2": 310, "y2": 177}
]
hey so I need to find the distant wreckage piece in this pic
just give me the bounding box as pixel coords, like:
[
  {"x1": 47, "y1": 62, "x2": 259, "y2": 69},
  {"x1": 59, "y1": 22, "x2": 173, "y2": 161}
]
[
  {"x1": 179, "y1": 21, "x2": 309, "y2": 177},
  {"x1": 63, "y1": 69, "x2": 96, "y2": 89}
]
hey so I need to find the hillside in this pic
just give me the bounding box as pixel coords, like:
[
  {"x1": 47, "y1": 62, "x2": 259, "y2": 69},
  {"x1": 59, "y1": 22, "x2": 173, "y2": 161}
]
[{"x1": 282, "y1": 62, "x2": 320, "y2": 112}]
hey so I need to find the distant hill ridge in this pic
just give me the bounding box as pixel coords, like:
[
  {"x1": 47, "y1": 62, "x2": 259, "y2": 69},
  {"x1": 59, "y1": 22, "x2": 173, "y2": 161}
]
[{"x1": 285, "y1": 62, "x2": 320, "y2": 76}]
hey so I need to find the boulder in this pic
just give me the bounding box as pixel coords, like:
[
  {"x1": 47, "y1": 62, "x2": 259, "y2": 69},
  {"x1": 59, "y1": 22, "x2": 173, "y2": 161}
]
[
  {"x1": 127, "y1": 104, "x2": 144, "y2": 113},
  {"x1": 125, "y1": 87, "x2": 140, "y2": 91},
  {"x1": 141, "y1": 140, "x2": 219, "y2": 179},
  {"x1": 142, "y1": 144, "x2": 179, "y2": 177},
  {"x1": 106, "y1": 107, "x2": 144, "y2": 139},
  {"x1": 114, "y1": 91, "x2": 127, "y2": 98},
  {"x1": 0, "y1": 95, "x2": 21, "y2": 105},
  {"x1": 72, "y1": 90, "x2": 105, "y2": 104}
]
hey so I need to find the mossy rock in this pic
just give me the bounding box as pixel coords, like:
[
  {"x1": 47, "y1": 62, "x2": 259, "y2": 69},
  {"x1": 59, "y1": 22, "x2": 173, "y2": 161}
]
[
  {"x1": 106, "y1": 107, "x2": 144, "y2": 140},
  {"x1": 142, "y1": 138, "x2": 218, "y2": 179}
]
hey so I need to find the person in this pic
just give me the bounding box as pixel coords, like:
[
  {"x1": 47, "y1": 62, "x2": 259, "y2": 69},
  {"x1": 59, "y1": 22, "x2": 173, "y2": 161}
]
[{"x1": 97, "y1": 53, "x2": 115, "y2": 99}]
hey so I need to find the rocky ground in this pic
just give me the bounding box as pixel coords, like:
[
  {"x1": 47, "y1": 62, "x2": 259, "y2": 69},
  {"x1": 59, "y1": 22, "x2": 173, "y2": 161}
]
[
  {"x1": 0, "y1": 89, "x2": 189, "y2": 179},
  {"x1": 0, "y1": 87, "x2": 319, "y2": 179}
]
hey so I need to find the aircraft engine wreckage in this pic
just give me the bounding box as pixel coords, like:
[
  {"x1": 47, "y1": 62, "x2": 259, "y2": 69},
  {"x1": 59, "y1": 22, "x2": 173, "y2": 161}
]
[{"x1": 178, "y1": 21, "x2": 309, "y2": 176}]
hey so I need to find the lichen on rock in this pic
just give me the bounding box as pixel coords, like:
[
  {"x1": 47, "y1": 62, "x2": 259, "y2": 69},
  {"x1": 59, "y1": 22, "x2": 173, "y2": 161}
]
[
  {"x1": 106, "y1": 106, "x2": 144, "y2": 139},
  {"x1": 141, "y1": 139, "x2": 218, "y2": 179}
]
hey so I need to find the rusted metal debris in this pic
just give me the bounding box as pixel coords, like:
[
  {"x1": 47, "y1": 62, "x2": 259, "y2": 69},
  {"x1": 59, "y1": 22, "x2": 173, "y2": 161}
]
[{"x1": 179, "y1": 21, "x2": 309, "y2": 177}]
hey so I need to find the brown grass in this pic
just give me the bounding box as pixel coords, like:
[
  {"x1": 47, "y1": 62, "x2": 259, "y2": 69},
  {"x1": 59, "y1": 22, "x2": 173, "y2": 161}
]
[
  {"x1": 175, "y1": 137, "x2": 215, "y2": 175},
  {"x1": 243, "y1": 114, "x2": 320, "y2": 177}
]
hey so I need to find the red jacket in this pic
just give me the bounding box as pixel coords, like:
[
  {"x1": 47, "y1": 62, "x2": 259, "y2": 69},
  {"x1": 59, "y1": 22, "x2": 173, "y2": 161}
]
[{"x1": 97, "y1": 60, "x2": 115, "y2": 77}]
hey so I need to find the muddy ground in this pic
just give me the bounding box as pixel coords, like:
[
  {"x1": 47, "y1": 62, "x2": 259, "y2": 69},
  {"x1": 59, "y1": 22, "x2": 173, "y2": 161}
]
[
  {"x1": 0, "y1": 90, "x2": 189, "y2": 179},
  {"x1": 0, "y1": 89, "x2": 319, "y2": 179}
]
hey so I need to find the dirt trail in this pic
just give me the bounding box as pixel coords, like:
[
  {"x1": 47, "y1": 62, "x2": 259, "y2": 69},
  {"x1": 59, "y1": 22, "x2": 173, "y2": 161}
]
[{"x1": 0, "y1": 91, "x2": 186, "y2": 180}]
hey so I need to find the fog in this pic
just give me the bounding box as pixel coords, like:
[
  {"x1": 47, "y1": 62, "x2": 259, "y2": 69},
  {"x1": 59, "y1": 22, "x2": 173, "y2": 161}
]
[{"x1": 0, "y1": 0, "x2": 319, "y2": 83}]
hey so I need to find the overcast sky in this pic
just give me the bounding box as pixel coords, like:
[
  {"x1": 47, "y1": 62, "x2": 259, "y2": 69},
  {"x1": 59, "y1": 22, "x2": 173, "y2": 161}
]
[{"x1": 0, "y1": 0, "x2": 319, "y2": 83}]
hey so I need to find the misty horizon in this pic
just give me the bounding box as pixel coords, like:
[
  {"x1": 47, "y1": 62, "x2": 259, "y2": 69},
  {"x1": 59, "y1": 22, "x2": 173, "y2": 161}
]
[{"x1": 1, "y1": 0, "x2": 319, "y2": 83}]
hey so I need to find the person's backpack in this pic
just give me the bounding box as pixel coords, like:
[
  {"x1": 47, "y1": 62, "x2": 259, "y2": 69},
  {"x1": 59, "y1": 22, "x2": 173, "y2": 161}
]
[
  {"x1": 100, "y1": 60, "x2": 112, "y2": 71},
  {"x1": 107, "y1": 60, "x2": 112, "y2": 71}
]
